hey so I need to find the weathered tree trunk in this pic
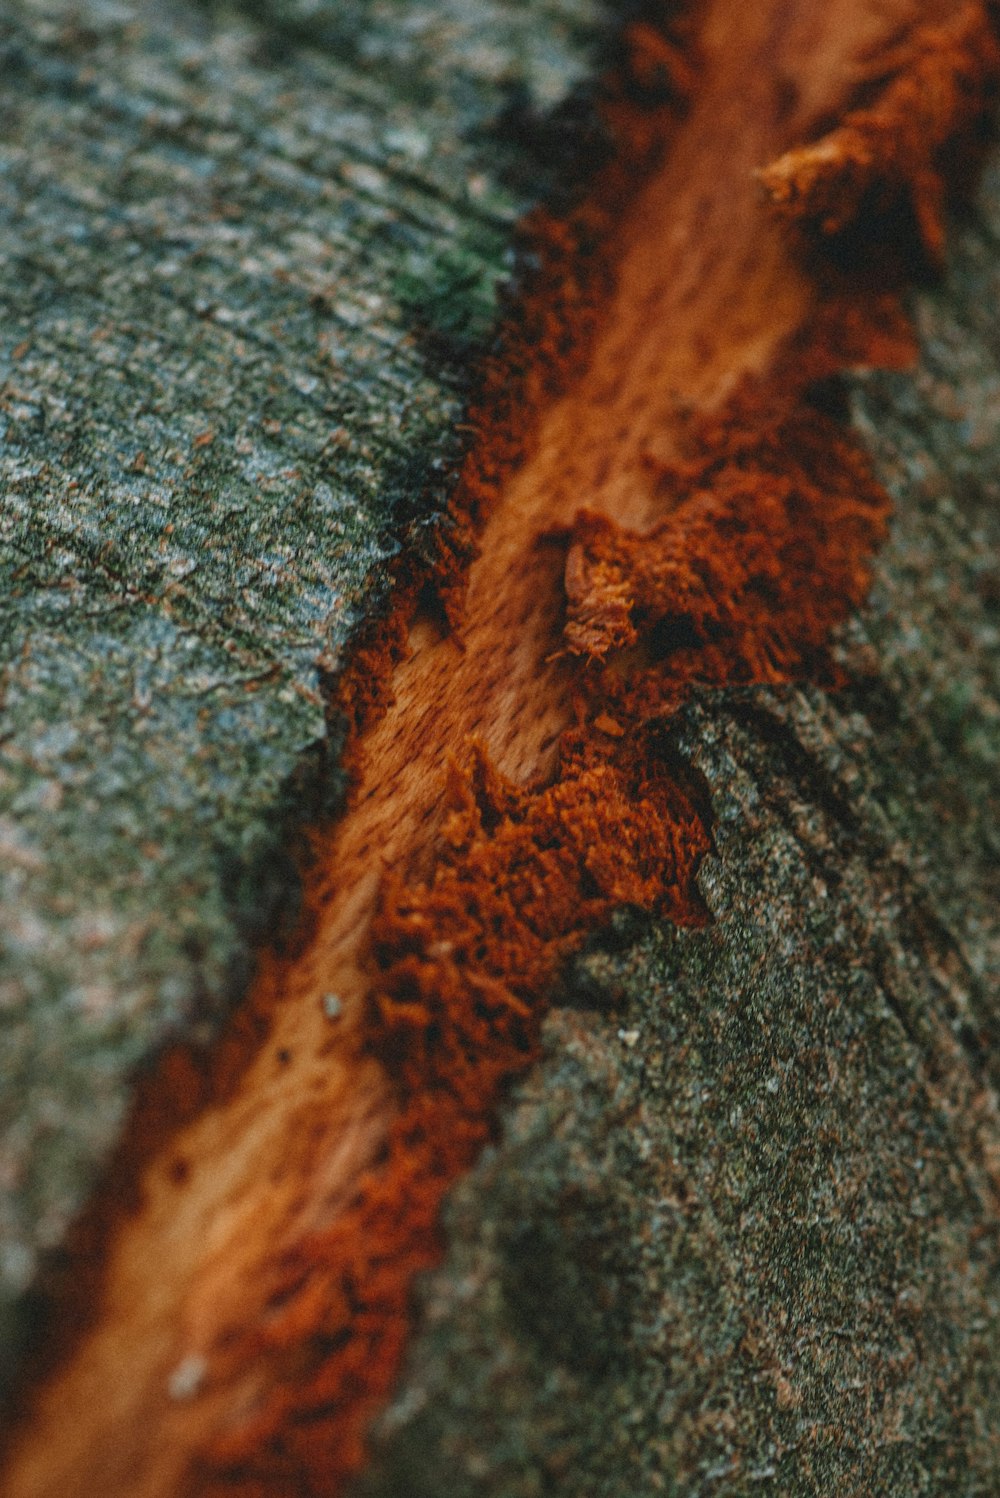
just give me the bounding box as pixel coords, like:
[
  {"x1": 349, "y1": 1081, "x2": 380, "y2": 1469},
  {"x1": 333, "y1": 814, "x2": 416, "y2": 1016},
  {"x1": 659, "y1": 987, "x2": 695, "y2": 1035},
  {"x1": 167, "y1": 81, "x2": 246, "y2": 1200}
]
[
  {"x1": 1, "y1": 1, "x2": 999, "y2": 1496},
  {"x1": 0, "y1": 0, "x2": 601, "y2": 1353}
]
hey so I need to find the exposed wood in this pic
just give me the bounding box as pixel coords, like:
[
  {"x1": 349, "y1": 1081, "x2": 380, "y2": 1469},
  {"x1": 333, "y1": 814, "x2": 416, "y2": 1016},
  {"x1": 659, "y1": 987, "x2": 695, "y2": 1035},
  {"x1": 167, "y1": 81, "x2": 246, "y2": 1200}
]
[
  {"x1": 2, "y1": 2, "x2": 1000, "y2": 1497},
  {"x1": 0, "y1": 0, "x2": 607, "y2": 1375},
  {"x1": 4, "y1": 1, "x2": 999, "y2": 1495}
]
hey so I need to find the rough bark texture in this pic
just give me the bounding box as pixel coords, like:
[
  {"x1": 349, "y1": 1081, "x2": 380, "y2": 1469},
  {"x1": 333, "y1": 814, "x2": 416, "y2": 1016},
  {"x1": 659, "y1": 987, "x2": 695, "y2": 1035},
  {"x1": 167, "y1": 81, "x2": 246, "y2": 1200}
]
[
  {"x1": 354, "y1": 164, "x2": 1000, "y2": 1494},
  {"x1": 0, "y1": 0, "x2": 610, "y2": 1374},
  {"x1": 2, "y1": 0, "x2": 999, "y2": 1489}
]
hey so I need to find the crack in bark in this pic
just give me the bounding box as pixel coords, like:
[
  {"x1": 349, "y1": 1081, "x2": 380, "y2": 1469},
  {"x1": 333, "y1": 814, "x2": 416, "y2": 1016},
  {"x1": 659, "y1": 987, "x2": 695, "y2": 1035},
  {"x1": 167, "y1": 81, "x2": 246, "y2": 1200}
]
[{"x1": 2, "y1": 2, "x2": 997, "y2": 1495}]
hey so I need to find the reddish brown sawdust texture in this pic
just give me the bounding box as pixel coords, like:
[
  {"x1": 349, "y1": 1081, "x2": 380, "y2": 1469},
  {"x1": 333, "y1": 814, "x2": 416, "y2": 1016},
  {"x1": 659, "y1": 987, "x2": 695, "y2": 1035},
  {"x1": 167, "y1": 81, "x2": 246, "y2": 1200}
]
[
  {"x1": 2, "y1": 3, "x2": 997, "y2": 1497},
  {"x1": 759, "y1": 1, "x2": 997, "y2": 263}
]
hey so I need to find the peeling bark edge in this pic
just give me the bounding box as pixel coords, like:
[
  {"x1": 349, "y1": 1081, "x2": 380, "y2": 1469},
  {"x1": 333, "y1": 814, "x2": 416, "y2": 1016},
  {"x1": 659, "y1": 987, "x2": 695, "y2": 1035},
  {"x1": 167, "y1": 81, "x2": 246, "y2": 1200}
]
[{"x1": 352, "y1": 156, "x2": 1000, "y2": 1498}]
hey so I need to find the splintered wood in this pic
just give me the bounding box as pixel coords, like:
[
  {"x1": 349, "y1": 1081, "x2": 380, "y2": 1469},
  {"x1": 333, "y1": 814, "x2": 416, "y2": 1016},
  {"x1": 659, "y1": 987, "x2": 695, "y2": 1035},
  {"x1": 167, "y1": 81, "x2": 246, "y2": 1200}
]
[{"x1": 2, "y1": 2, "x2": 995, "y2": 1495}]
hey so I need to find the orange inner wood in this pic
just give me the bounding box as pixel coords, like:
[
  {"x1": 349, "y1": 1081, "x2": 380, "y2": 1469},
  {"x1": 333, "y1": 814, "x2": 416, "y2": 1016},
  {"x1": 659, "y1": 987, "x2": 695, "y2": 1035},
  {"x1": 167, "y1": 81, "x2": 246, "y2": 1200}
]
[{"x1": 2, "y1": 2, "x2": 995, "y2": 1495}]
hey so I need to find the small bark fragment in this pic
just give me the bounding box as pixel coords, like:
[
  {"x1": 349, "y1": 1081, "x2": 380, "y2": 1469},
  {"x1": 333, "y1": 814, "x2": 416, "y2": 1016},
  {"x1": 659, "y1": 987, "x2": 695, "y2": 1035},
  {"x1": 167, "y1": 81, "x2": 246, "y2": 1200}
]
[{"x1": 759, "y1": 4, "x2": 1000, "y2": 261}]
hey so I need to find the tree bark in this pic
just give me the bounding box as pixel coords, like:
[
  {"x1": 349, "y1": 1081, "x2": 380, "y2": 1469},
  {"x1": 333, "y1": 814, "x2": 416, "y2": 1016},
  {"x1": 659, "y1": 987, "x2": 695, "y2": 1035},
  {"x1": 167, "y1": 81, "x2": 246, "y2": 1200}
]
[
  {"x1": 357, "y1": 156, "x2": 1000, "y2": 1496},
  {"x1": 1, "y1": 1, "x2": 999, "y2": 1495},
  {"x1": 0, "y1": 0, "x2": 606, "y2": 1366}
]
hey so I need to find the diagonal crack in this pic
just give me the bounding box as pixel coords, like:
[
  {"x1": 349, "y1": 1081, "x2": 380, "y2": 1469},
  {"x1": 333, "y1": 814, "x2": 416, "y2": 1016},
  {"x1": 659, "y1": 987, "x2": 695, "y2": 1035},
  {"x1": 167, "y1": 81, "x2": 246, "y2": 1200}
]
[{"x1": 2, "y1": 1, "x2": 997, "y2": 1495}]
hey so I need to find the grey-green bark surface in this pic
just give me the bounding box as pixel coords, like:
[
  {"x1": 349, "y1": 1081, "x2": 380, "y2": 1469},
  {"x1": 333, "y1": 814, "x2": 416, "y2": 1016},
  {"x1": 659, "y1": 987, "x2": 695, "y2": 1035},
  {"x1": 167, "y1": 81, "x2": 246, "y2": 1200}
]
[
  {"x1": 354, "y1": 176, "x2": 1000, "y2": 1493},
  {"x1": 0, "y1": 0, "x2": 612, "y2": 1371},
  {"x1": 2, "y1": 0, "x2": 1000, "y2": 1489}
]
